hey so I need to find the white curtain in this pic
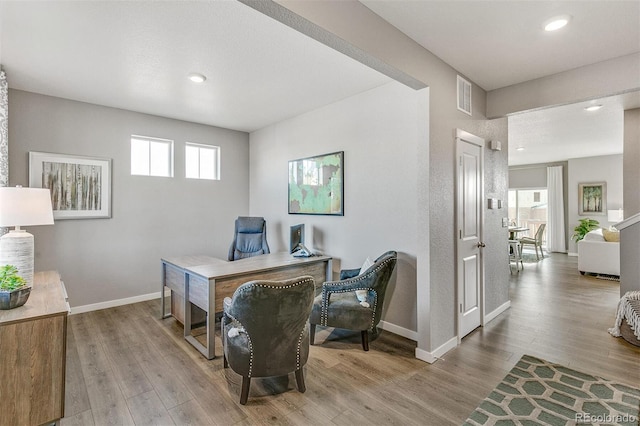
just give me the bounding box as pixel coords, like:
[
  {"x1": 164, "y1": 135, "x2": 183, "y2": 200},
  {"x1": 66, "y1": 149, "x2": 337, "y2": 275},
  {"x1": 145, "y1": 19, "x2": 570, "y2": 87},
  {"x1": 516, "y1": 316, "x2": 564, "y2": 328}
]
[
  {"x1": 0, "y1": 68, "x2": 7, "y2": 236},
  {"x1": 547, "y1": 166, "x2": 566, "y2": 252}
]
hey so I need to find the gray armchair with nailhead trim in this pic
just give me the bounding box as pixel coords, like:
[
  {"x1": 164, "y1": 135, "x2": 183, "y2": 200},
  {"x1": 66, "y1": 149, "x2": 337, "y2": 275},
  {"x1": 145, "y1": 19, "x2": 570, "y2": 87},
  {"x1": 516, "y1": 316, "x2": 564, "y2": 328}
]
[
  {"x1": 309, "y1": 251, "x2": 397, "y2": 351},
  {"x1": 221, "y1": 275, "x2": 315, "y2": 405}
]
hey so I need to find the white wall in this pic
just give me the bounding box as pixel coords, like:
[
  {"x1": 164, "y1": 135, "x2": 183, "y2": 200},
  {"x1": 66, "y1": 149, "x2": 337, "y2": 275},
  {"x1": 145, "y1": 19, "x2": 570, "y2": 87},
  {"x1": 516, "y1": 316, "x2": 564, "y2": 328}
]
[
  {"x1": 567, "y1": 154, "x2": 623, "y2": 254},
  {"x1": 250, "y1": 82, "x2": 426, "y2": 334},
  {"x1": 8, "y1": 90, "x2": 250, "y2": 308}
]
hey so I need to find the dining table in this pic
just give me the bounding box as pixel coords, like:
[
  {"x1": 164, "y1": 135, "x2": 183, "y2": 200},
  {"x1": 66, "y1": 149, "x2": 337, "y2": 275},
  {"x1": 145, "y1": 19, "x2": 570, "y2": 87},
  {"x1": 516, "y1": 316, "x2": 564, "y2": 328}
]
[{"x1": 508, "y1": 226, "x2": 530, "y2": 240}]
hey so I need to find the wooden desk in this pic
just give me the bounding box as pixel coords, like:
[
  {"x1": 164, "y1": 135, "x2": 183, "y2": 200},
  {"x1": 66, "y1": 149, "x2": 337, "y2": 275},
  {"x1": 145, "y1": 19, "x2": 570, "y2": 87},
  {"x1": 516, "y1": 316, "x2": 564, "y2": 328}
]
[
  {"x1": 161, "y1": 252, "x2": 332, "y2": 359},
  {"x1": 0, "y1": 271, "x2": 69, "y2": 426}
]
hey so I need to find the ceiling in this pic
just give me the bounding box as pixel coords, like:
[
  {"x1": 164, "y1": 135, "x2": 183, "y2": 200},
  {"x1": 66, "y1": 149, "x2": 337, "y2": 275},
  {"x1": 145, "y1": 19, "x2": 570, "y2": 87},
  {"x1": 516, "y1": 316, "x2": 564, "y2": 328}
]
[
  {"x1": 0, "y1": 1, "x2": 391, "y2": 133},
  {"x1": 2, "y1": 1, "x2": 639, "y2": 164}
]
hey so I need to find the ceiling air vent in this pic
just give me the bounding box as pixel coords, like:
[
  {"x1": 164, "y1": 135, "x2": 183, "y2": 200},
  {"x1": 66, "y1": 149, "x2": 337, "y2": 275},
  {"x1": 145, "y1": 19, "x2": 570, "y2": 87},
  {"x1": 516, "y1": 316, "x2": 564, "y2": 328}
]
[{"x1": 457, "y1": 75, "x2": 472, "y2": 116}]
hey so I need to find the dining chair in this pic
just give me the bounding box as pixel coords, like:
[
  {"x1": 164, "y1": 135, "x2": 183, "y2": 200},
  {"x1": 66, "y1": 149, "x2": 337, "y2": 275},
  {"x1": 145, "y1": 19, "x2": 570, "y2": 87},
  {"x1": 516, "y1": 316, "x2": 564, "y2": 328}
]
[{"x1": 519, "y1": 223, "x2": 546, "y2": 260}]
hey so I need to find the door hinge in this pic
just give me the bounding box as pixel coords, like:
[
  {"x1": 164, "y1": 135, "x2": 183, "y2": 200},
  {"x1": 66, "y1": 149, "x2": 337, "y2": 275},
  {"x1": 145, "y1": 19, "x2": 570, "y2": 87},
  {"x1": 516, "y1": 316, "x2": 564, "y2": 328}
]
[
  {"x1": 459, "y1": 229, "x2": 462, "y2": 239},
  {"x1": 460, "y1": 303, "x2": 463, "y2": 313}
]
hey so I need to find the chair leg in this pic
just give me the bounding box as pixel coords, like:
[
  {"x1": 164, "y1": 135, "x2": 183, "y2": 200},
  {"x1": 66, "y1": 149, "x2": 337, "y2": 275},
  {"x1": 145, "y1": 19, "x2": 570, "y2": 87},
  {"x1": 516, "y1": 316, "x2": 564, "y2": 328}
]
[
  {"x1": 295, "y1": 368, "x2": 306, "y2": 393},
  {"x1": 310, "y1": 323, "x2": 316, "y2": 345},
  {"x1": 223, "y1": 354, "x2": 228, "y2": 369},
  {"x1": 535, "y1": 245, "x2": 540, "y2": 260},
  {"x1": 240, "y1": 376, "x2": 251, "y2": 405},
  {"x1": 361, "y1": 330, "x2": 369, "y2": 351}
]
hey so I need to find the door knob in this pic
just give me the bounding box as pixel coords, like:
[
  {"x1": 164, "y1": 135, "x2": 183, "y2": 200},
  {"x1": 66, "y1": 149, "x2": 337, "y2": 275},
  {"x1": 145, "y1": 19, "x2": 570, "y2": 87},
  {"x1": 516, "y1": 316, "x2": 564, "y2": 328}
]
[{"x1": 477, "y1": 242, "x2": 486, "y2": 248}]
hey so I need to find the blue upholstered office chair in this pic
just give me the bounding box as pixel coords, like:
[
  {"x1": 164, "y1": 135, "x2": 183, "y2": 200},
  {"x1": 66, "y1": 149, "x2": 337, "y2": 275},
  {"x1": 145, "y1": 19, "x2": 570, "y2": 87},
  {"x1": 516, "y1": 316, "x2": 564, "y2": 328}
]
[
  {"x1": 222, "y1": 276, "x2": 315, "y2": 404},
  {"x1": 228, "y1": 216, "x2": 270, "y2": 261},
  {"x1": 309, "y1": 251, "x2": 397, "y2": 351}
]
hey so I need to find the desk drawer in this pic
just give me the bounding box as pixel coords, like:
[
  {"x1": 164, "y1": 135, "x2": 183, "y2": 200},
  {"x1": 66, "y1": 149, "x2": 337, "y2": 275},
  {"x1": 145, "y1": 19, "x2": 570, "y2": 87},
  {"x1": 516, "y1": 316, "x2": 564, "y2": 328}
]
[
  {"x1": 214, "y1": 261, "x2": 327, "y2": 312},
  {"x1": 164, "y1": 263, "x2": 186, "y2": 296}
]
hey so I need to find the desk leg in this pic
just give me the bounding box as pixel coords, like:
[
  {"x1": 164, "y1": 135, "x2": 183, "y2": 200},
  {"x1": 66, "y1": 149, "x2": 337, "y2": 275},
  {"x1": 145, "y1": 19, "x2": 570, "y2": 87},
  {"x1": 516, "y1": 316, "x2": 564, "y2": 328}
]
[
  {"x1": 160, "y1": 262, "x2": 171, "y2": 319},
  {"x1": 206, "y1": 278, "x2": 215, "y2": 359},
  {"x1": 183, "y1": 272, "x2": 215, "y2": 360},
  {"x1": 325, "y1": 259, "x2": 333, "y2": 282},
  {"x1": 183, "y1": 272, "x2": 191, "y2": 339}
]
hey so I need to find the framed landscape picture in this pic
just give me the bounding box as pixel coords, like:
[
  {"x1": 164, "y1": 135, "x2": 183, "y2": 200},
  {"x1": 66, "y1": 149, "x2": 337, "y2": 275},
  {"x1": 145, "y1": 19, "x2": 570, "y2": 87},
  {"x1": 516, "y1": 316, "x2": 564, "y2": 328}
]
[
  {"x1": 288, "y1": 151, "x2": 344, "y2": 216},
  {"x1": 29, "y1": 151, "x2": 112, "y2": 219},
  {"x1": 578, "y1": 182, "x2": 606, "y2": 216}
]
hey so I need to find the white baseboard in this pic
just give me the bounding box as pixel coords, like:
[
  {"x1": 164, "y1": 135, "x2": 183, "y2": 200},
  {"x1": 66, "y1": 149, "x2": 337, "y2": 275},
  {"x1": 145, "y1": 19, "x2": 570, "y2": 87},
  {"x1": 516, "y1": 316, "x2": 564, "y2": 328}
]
[
  {"x1": 415, "y1": 336, "x2": 458, "y2": 364},
  {"x1": 484, "y1": 300, "x2": 511, "y2": 324},
  {"x1": 70, "y1": 291, "x2": 164, "y2": 315},
  {"x1": 568, "y1": 252, "x2": 578, "y2": 257},
  {"x1": 379, "y1": 320, "x2": 418, "y2": 341}
]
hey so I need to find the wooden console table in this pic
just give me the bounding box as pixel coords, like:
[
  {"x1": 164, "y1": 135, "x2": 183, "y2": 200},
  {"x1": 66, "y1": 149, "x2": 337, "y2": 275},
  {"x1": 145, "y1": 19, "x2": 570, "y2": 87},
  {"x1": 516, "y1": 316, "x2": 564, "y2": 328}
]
[
  {"x1": 0, "y1": 271, "x2": 70, "y2": 426},
  {"x1": 161, "y1": 252, "x2": 332, "y2": 359}
]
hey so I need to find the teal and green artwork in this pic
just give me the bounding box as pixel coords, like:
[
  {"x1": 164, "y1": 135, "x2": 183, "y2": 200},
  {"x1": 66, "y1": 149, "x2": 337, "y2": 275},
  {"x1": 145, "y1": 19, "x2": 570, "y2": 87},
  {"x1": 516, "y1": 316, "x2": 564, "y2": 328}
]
[{"x1": 288, "y1": 151, "x2": 344, "y2": 215}]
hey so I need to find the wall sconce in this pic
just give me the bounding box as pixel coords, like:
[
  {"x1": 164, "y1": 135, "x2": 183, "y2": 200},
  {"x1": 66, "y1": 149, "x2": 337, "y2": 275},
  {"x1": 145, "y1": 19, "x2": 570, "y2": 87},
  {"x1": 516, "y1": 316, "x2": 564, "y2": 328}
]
[{"x1": 0, "y1": 186, "x2": 54, "y2": 288}]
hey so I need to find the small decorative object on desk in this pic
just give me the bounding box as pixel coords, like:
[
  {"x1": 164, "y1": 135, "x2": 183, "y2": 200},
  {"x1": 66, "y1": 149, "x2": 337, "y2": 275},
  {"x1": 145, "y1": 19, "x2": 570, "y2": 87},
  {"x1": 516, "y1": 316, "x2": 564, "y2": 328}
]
[{"x1": 0, "y1": 264, "x2": 30, "y2": 310}]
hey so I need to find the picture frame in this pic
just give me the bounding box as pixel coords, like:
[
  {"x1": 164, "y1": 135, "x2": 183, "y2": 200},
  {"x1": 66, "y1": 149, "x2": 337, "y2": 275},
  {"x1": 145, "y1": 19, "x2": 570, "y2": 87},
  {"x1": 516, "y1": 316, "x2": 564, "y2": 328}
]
[
  {"x1": 29, "y1": 151, "x2": 112, "y2": 219},
  {"x1": 288, "y1": 151, "x2": 344, "y2": 216},
  {"x1": 578, "y1": 182, "x2": 606, "y2": 216}
]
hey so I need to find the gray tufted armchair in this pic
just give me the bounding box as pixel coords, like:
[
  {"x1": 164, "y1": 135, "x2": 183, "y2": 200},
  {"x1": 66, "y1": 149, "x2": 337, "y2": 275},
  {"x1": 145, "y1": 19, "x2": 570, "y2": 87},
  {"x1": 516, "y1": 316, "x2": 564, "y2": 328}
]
[
  {"x1": 221, "y1": 275, "x2": 315, "y2": 405},
  {"x1": 228, "y1": 216, "x2": 270, "y2": 261},
  {"x1": 309, "y1": 251, "x2": 397, "y2": 351}
]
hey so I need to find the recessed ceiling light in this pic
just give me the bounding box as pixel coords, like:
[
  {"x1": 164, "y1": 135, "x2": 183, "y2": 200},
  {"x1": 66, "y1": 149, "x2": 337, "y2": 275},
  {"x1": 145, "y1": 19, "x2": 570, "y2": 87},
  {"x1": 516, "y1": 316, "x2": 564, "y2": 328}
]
[
  {"x1": 188, "y1": 73, "x2": 206, "y2": 83},
  {"x1": 543, "y1": 15, "x2": 571, "y2": 32},
  {"x1": 584, "y1": 105, "x2": 603, "y2": 112},
  {"x1": 516, "y1": 147, "x2": 525, "y2": 151}
]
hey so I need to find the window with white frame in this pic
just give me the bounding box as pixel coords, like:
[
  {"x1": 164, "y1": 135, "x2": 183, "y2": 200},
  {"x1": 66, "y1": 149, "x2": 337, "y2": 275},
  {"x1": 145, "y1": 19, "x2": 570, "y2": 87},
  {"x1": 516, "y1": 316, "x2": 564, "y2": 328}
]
[
  {"x1": 131, "y1": 136, "x2": 174, "y2": 177},
  {"x1": 185, "y1": 143, "x2": 220, "y2": 180}
]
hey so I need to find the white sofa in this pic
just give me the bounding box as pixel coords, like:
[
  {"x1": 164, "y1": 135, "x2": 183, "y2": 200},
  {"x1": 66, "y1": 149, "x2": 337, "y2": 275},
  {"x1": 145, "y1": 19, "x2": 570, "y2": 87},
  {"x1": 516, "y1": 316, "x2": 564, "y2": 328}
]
[{"x1": 577, "y1": 228, "x2": 620, "y2": 276}]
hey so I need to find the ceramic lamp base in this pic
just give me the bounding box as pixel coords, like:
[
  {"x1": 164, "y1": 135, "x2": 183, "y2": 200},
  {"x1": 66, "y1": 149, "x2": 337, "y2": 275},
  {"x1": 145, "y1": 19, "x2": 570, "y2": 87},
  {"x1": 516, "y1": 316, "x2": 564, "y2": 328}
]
[{"x1": 0, "y1": 229, "x2": 34, "y2": 289}]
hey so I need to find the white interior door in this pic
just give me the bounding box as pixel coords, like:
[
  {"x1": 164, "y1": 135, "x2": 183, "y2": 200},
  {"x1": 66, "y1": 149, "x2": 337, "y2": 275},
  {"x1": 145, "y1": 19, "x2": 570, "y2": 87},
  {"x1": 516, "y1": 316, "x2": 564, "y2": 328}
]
[{"x1": 456, "y1": 129, "x2": 485, "y2": 339}]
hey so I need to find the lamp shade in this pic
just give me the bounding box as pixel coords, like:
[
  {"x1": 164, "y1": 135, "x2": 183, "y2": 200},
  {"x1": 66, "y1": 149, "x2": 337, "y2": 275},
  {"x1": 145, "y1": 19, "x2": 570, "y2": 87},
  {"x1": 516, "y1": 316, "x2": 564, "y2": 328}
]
[
  {"x1": 607, "y1": 209, "x2": 623, "y2": 223},
  {"x1": 0, "y1": 187, "x2": 54, "y2": 227}
]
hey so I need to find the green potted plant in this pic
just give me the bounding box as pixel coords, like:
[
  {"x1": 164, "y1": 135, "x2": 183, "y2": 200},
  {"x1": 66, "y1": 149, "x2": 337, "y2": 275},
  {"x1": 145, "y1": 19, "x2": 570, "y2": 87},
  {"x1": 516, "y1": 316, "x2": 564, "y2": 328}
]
[
  {"x1": 0, "y1": 264, "x2": 30, "y2": 310},
  {"x1": 572, "y1": 218, "x2": 600, "y2": 242}
]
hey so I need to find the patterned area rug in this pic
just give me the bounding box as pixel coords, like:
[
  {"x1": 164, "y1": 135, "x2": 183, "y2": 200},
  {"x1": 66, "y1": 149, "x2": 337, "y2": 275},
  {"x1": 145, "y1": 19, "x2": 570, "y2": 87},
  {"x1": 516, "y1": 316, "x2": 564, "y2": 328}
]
[{"x1": 464, "y1": 355, "x2": 640, "y2": 426}]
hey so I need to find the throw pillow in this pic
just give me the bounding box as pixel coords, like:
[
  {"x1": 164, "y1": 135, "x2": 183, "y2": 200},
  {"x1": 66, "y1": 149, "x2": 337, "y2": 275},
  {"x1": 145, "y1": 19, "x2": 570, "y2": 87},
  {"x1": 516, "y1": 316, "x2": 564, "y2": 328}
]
[
  {"x1": 603, "y1": 228, "x2": 620, "y2": 242},
  {"x1": 583, "y1": 228, "x2": 605, "y2": 242},
  {"x1": 355, "y1": 257, "x2": 374, "y2": 308}
]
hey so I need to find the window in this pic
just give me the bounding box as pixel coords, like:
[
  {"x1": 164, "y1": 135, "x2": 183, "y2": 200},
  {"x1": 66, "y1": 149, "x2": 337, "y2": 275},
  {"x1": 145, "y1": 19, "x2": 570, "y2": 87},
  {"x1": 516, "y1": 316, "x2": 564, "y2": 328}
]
[
  {"x1": 131, "y1": 136, "x2": 173, "y2": 177},
  {"x1": 185, "y1": 143, "x2": 220, "y2": 180},
  {"x1": 509, "y1": 188, "x2": 548, "y2": 243}
]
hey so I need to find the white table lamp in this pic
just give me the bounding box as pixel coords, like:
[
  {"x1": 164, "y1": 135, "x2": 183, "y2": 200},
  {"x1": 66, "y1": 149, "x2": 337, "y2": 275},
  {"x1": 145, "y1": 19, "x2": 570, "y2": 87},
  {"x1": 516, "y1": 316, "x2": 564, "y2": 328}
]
[
  {"x1": 608, "y1": 209, "x2": 623, "y2": 223},
  {"x1": 0, "y1": 186, "x2": 54, "y2": 288}
]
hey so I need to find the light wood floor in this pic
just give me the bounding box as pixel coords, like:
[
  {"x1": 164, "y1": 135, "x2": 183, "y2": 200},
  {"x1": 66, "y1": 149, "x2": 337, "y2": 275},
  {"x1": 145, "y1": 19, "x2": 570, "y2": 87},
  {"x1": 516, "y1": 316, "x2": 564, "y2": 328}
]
[{"x1": 61, "y1": 254, "x2": 640, "y2": 425}]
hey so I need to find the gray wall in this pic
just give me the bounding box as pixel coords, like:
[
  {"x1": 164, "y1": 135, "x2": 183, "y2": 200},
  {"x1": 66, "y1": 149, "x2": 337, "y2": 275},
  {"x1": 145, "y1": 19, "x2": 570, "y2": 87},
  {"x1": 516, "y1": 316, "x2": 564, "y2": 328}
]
[
  {"x1": 624, "y1": 109, "x2": 640, "y2": 216},
  {"x1": 250, "y1": 82, "x2": 424, "y2": 334},
  {"x1": 488, "y1": 53, "x2": 640, "y2": 117},
  {"x1": 479, "y1": 118, "x2": 509, "y2": 315},
  {"x1": 8, "y1": 90, "x2": 250, "y2": 308},
  {"x1": 255, "y1": 0, "x2": 511, "y2": 355}
]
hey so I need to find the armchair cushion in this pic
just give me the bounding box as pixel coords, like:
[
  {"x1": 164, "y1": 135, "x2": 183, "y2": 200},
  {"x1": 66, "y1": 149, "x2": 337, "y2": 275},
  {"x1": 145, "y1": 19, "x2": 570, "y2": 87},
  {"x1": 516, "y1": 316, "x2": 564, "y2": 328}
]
[
  {"x1": 311, "y1": 292, "x2": 374, "y2": 331},
  {"x1": 354, "y1": 257, "x2": 375, "y2": 306}
]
